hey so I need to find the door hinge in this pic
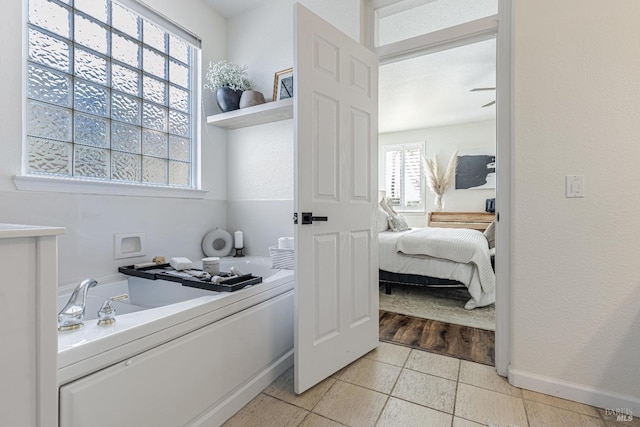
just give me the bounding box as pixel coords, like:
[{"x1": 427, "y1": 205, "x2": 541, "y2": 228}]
[{"x1": 293, "y1": 212, "x2": 298, "y2": 224}]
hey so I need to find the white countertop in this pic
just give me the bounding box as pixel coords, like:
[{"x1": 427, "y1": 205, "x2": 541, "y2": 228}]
[{"x1": 0, "y1": 223, "x2": 66, "y2": 238}]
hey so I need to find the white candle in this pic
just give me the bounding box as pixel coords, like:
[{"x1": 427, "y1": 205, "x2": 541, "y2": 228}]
[{"x1": 234, "y1": 230, "x2": 243, "y2": 249}]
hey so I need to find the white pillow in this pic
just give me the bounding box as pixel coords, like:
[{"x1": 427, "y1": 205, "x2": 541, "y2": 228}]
[
  {"x1": 388, "y1": 213, "x2": 410, "y2": 232},
  {"x1": 377, "y1": 207, "x2": 389, "y2": 232},
  {"x1": 379, "y1": 196, "x2": 397, "y2": 216},
  {"x1": 483, "y1": 220, "x2": 496, "y2": 249}
]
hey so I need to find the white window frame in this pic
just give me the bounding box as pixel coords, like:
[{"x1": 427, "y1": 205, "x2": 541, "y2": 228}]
[
  {"x1": 382, "y1": 141, "x2": 425, "y2": 212},
  {"x1": 17, "y1": 0, "x2": 206, "y2": 199}
]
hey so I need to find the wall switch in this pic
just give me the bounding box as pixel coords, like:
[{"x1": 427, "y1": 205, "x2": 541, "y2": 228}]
[
  {"x1": 565, "y1": 175, "x2": 584, "y2": 198},
  {"x1": 114, "y1": 233, "x2": 145, "y2": 259}
]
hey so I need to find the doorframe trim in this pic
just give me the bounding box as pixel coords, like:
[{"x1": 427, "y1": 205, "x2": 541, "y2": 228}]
[
  {"x1": 494, "y1": 0, "x2": 512, "y2": 378},
  {"x1": 375, "y1": 16, "x2": 498, "y2": 65},
  {"x1": 363, "y1": 0, "x2": 512, "y2": 377}
]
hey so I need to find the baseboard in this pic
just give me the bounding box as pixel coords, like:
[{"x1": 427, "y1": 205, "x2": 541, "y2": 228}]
[
  {"x1": 508, "y1": 366, "x2": 640, "y2": 414},
  {"x1": 191, "y1": 349, "x2": 294, "y2": 426}
]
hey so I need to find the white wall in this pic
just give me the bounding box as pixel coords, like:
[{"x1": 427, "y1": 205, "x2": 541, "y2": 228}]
[
  {"x1": 379, "y1": 119, "x2": 496, "y2": 227},
  {"x1": 227, "y1": 0, "x2": 361, "y2": 98},
  {"x1": 510, "y1": 0, "x2": 640, "y2": 411},
  {"x1": 0, "y1": 0, "x2": 229, "y2": 286},
  {"x1": 224, "y1": 0, "x2": 361, "y2": 255}
]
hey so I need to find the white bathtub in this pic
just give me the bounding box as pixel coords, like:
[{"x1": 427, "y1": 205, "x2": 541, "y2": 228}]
[{"x1": 57, "y1": 256, "x2": 294, "y2": 427}]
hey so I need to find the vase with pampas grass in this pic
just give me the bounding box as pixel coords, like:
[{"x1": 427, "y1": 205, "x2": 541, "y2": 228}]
[{"x1": 424, "y1": 150, "x2": 458, "y2": 212}]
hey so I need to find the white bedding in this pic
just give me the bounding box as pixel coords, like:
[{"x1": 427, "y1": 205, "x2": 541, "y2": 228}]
[{"x1": 379, "y1": 228, "x2": 495, "y2": 309}]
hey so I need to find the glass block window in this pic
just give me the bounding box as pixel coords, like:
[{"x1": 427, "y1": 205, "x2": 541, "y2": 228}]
[
  {"x1": 383, "y1": 142, "x2": 425, "y2": 212},
  {"x1": 26, "y1": 0, "x2": 200, "y2": 188}
]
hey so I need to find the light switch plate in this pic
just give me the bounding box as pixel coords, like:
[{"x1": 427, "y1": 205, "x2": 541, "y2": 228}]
[{"x1": 566, "y1": 175, "x2": 584, "y2": 198}]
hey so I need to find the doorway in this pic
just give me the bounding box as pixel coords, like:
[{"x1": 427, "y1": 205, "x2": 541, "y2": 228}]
[
  {"x1": 378, "y1": 38, "x2": 497, "y2": 367},
  {"x1": 365, "y1": 0, "x2": 511, "y2": 376},
  {"x1": 378, "y1": 38, "x2": 497, "y2": 333}
]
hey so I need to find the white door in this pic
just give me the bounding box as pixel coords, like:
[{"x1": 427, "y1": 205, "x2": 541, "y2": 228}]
[{"x1": 294, "y1": 4, "x2": 379, "y2": 394}]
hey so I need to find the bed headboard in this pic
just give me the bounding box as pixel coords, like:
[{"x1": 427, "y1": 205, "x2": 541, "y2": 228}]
[{"x1": 427, "y1": 211, "x2": 495, "y2": 232}]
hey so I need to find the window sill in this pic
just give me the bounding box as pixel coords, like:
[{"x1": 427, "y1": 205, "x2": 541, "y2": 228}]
[
  {"x1": 13, "y1": 175, "x2": 208, "y2": 199},
  {"x1": 396, "y1": 210, "x2": 426, "y2": 215}
]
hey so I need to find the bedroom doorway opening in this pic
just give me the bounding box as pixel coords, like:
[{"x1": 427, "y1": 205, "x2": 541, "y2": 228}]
[
  {"x1": 365, "y1": 0, "x2": 511, "y2": 375},
  {"x1": 378, "y1": 37, "x2": 497, "y2": 332}
]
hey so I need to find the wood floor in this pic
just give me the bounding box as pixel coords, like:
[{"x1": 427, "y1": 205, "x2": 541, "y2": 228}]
[{"x1": 379, "y1": 310, "x2": 495, "y2": 366}]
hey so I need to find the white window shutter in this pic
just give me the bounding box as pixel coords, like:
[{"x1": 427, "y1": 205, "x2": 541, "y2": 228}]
[{"x1": 383, "y1": 142, "x2": 425, "y2": 211}]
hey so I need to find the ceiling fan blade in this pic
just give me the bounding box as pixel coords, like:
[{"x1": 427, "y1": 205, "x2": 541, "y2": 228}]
[
  {"x1": 471, "y1": 87, "x2": 496, "y2": 92},
  {"x1": 482, "y1": 100, "x2": 496, "y2": 107}
]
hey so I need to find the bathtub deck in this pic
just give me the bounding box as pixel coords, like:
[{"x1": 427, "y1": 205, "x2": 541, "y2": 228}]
[{"x1": 58, "y1": 267, "x2": 294, "y2": 385}]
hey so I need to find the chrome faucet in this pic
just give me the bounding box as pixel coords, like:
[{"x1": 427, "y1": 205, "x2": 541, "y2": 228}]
[
  {"x1": 57, "y1": 278, "x2": 98, "y2": 331},
  {"x1": 97, "y1": 294, "x2": 129, "y2": 326}
]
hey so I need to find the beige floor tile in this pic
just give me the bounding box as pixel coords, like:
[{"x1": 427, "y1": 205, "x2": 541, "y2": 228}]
[
  {"x1": 454, "y1": 383, "x2": 528, "y2": 426},
  {"x1": 459, "y1": 360, "x2": 522, "y2": 397},
  {"x1": 452, "y1": 417, "x2": 486, "y2": 427},
  {"x1": 391, "y1": 368, "x2": 457, "y2": 414},
  {"x1": 377, "y1": 397, "x2": 452, "y2": 427},
  {"x1": 331, "y1": 366, "x2": 348, "y2": 379},
  {"x1": 363, "y1": 341, "x2": 411, "y2": 366},
  {"x1": 223, "y1": 393, "x2": 309, "y2": 427},
  {"x1": 598, "y1": 408, "x2": 640, "y2": 426},
  {"x1": 405, "y1": 349, "x2": 460, "y2": 381},
  {"x1": 337, "y1": 357, "x2": 401, "y2": 394},
  {"x1": 525, "y1": 400, "x2": 605, "y2": 427},
  {"x1": 263, "y1": 367, "x2": 336, "y2": 410},
  {"x1": 312, "y1": 380, "x2": 387, "y2": 427},
  {"x1": 522, "y1": 389, "x2": 601, "y2": 417},
  {"x1": 300, "y1": 413, "x2": 347, "y2": 427}
]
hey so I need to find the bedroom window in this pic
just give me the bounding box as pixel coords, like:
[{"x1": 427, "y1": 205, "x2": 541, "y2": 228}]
[
  {"x1": 383, "y1": 142, "x2": 425, "y2": 212},
  {"x1": 25, "y1": 0, "x2": 201, "y2": 189}
]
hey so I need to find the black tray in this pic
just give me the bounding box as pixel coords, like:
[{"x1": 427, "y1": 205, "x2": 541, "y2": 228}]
[
  {"x1": 118, "y1": 263, "x2": 172, "y2": 280},
  {"x1": 181, "y1": 274, "x2": 262, "y2": 292},
  {"x1": 118, "y1": 264, "x2": 262, "y2": 292}
]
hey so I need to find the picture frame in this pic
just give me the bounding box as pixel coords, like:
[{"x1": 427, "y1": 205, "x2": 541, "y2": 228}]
[
  {"x1": 455, "y1": 149, "x2": 496, "y2": 190},
  {"x1": 273, "y1": 68, "x2": 294, "y2": 101}
]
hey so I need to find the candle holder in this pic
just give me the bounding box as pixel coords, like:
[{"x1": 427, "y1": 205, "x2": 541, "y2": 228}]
[{"x1": 233, "y1": 247, "x2": 245, "y2": 257}]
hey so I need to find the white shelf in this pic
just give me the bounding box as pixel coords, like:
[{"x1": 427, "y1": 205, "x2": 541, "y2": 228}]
[{"x1": 206, "y1": 98, "x2": 293, "y2": 129}]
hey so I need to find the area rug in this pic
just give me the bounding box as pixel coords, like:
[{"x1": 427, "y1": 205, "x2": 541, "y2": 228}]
[{"x1": 379, "y1": 284, "x2": 495, "y2": 331}]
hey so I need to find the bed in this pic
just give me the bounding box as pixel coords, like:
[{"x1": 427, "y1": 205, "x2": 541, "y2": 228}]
[{"x1": 379, "y1": 211, "x2": 496, "y2": 310}]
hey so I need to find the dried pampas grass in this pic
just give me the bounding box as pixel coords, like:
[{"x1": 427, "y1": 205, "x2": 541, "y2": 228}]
[{"x1": 424, "y1": 150, "x2": 458, "y2": 211}]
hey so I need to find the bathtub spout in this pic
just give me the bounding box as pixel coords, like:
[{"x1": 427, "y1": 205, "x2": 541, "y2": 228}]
[{"x1": 58, "y1": 278, "x2": 98, "y2": 331}]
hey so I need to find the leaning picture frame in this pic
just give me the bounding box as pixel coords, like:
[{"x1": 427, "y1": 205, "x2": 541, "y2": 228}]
[{"x1": 273, "y1": 68, "x2": 294, "y2": 101}]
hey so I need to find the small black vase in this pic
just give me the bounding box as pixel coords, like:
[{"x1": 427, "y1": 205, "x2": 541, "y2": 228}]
[{"x1": 216, "y1": 87, "x2": 243, "y2": 112}]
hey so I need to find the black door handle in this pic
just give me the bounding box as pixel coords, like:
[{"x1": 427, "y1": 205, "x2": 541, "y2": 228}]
[{"x1": 301, "y1": 212, "x2": 328, "y2": 225}]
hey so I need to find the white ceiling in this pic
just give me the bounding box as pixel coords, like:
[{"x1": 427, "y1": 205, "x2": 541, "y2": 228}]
[
  {"x1": 203, "y1": 0, "x2": 261, "y2": 18},
  {"x1": 203, "y1": 0, "x2": 497, "y2": 133},
  {"x1": 378, "y1": 38, "x2": 496, "y2": 133}
]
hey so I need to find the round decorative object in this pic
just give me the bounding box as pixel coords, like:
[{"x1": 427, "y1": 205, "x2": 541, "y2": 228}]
[
  {"x1": 239, "y1": 90, "x2": 265, "y2": 109},
  {"x1": 202, "y1": 228, "x2": 233, "y2": 257},
  {"x1": 216, "y1": 87, "x2": 243, "y2": 112}
]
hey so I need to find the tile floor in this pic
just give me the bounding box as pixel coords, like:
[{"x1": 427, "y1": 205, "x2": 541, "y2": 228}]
[{"x1": 224, "y1": 342, "x2": 639, "y2": 427}]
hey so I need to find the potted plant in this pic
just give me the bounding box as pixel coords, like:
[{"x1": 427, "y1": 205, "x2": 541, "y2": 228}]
[{"x1": 204, "y1": 60, "x2": 253, "y2": 112}]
